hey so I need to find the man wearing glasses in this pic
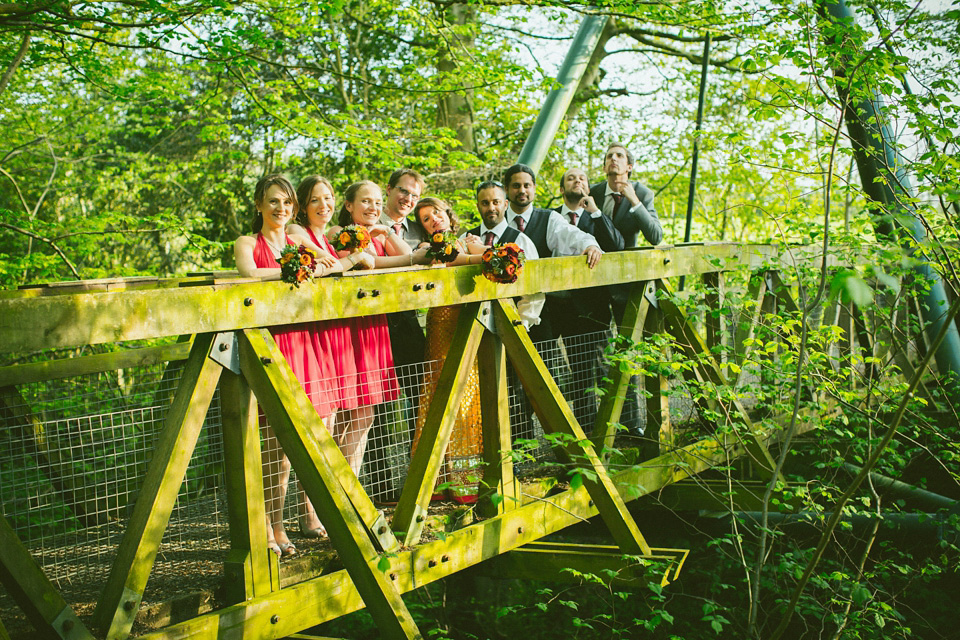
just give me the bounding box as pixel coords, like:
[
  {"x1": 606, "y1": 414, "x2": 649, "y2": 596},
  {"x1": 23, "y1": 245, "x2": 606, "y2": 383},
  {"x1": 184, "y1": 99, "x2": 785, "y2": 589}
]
[{"x1": 381, "y1": 168, "x2": 428, "y2": 250}]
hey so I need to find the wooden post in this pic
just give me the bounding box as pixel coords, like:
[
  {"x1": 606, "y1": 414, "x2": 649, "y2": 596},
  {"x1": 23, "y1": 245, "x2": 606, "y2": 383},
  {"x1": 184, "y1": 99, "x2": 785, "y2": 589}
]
[
  {"x1": 494, "y1": 300, "x2": 652, "y2": 556},
  {"x1": 643, "y1": 298, "x2": 672, "y2": 458},
  {"x1": 220, "y1": 370, "x2": 278, "y2": 601},
  {"x1": 591, "y1": 280, "x2": 651, "y2": 455},
  {"x1": 238, "y1": 329, "x2": 420, "y2": 640},
  {"x1": 703, "y1": 271, "x2": 727, "y2": 364},
  {"x1": 476, "y1": 329, "x2": 518, "y2": 518},
  {"x1": 0, "y1": 514, "x2": 94, "y2": 639},
  {"x1": 392, "y1": 303, "x2": 485, "y2": 545},
  {"x1": 93, "y1": 333, "x2": 222, "y2": 640}
]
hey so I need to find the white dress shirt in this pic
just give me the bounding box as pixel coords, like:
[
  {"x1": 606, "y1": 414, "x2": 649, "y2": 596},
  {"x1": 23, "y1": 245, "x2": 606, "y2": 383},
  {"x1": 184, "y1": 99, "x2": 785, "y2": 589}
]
[
  {"x1": 460, "y1": 219, "x2": 544, "y2": 329},
  {"x1": 507, "y1": 204, "x2": 600, "y2": 256}
]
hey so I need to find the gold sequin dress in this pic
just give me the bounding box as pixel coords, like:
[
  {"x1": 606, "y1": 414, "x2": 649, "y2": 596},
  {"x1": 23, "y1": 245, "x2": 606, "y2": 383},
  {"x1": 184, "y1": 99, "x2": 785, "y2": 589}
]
[{"x1": 413, "y1": 303, "x2": 483, "y2": 502}]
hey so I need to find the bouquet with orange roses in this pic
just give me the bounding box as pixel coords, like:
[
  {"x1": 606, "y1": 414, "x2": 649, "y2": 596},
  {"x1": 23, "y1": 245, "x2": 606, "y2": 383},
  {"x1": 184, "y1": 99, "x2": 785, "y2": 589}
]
[
  {"x1": 332, "y1": 224, "x2": 371, "y2": 253},
  {"x1": 426, "y1": 230, "x2": 460, "y2": 264},
  {"x1": 279, "y1": 244, "x2": 318, "y2": 287},
  {"x1": 480, "y1": 242, "x2": 526, "y2": 284}
]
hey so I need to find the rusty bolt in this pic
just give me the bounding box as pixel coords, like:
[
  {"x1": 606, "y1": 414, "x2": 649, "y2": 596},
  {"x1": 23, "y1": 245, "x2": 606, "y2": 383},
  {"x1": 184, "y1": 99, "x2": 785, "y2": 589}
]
[
  {"x1": 663, "y1": 257, "x2": 671, "y2": 265},
  {"x1": 378, "y1": 526, "x2": 388, "y2": 534},
  {"x1": 517, "y1": 526, "x2": 524, "y2": 534},
  {"x1": 442, "y1": 554, "x2": 450, "y2": 562},
  {"x1": 428, "y1": 559, "x2": 437, "y2": 568},
  {"x1": 62, "y1": 620, "x2": 75, "y2": 632},
  {"x1": 416, "y1": 515, "x2": 425, "y2": 523},
  {"x1": 425, "y1": 282, "x2": 435, "y2": 290},
  {"x1": 271, "y1": 615, "x2": 279, "y2": 624},
  {"x1": 512, "y1": 319, "x2": 522, "y2": 326},
  {"x1": 244, "y1": 297, "x2": 253, "y2": 306},
  {"x1": 588, "y1": 500, "x2": 595, "y2": 507},
  {"x1": 123, "y1": 600, "x2": 136, "y2": 612},
  {"x1": 219, "y1": 342, "x2": 229, "y2": 352},
  {"x1": 413, "y1": 283, "x2": 423, "y2": 291},
  {"x1": 260, "y1": 357, "x2": 272, "y2": 366},
  {"x1": 390, "y1": 572, "x2": 397, "y2": 581},
  {"x1": 371, "y1": 289, "x2": 381, "y2": 297},
  {"x1": 357, "y1": 289, "x2": 367, "y2": 299}
]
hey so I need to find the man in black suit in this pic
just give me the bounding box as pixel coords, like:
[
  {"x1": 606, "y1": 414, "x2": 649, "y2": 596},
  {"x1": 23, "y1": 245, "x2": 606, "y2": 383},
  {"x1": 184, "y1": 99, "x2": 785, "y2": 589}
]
[{"x1": 588, "y1": 143, "x2": 664, "y2": 435}]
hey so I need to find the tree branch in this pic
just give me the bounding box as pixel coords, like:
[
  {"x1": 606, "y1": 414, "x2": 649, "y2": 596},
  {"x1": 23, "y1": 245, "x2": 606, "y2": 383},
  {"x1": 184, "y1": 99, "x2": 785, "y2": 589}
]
[
  {"x1": 0, "y1": 29, "x2": 30, "y2": 97},
  {"x1": 0, "y1": 221, "x2": 81, "y2": 279}
]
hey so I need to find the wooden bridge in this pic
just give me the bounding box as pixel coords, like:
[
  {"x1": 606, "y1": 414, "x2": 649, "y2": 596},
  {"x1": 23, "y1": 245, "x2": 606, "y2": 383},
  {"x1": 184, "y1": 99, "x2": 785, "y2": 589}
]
[{"x1": 0, "y1": 241, "x2": 935, "y2": 639}]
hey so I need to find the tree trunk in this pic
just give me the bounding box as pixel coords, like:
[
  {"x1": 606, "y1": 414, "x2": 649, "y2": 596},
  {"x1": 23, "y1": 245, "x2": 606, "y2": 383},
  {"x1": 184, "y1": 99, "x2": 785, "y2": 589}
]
[{"x1": 436, "y1": 3, "x2": 477, "y2": 155}]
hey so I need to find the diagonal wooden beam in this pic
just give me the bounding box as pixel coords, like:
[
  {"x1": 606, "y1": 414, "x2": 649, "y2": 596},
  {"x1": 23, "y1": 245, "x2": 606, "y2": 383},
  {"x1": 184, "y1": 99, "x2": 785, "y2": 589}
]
[
  {"x1": 494, "y1": 299, "x2": 652, "y2": 556},
  {"x1": 93, "y1": 333, "x2": 222, "y2": 639},
  {"x1": 238, "y1": 329, "x2": 419, "y2": 640},
  {"x1": 656, "y1": 287, "x2": 782, "y2": 481},
  {"x1": 591, "y1": 280, "x2": 652, "y2": 454},
  {"x1": 220, "y1": 370, "x2": 278, "y2": 601},
  {"x1": 476, "y1": 329, "x2": 518, "y2": 518},
  {"x1": 0, "y1": 513, "x2": 94, "y2": 639},
  {"x1": 392, "y1": 302, "x2": 485, "y2": 544}
]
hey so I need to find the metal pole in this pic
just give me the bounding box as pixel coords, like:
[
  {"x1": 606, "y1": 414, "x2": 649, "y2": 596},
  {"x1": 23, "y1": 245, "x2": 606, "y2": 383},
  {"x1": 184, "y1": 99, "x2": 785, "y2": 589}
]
[
  {"x1": 517, "y1": 16, "x2": 609, "y2": 174},
  {"x1": 678, "y1": 33, "x2": 711, "y2": 292},
  {"x1": 821, "y1": 0, "x2": 960, "y2": 377}
]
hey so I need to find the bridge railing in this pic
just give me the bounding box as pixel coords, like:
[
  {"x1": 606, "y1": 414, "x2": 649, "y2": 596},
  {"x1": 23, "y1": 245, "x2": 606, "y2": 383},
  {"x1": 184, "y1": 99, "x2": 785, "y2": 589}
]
[{"x1": 0, "y1": 242, "x2": 929, "y2": 639}]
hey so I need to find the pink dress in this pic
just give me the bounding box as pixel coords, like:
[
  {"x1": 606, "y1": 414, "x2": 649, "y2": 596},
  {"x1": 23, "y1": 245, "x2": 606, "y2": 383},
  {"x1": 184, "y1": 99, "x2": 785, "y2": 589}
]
[
  {"x1": 306, "y1": 228, "x2": 359, "y2": 410},
  {"x1": 253, "y1": 233, "x2": 336, "y2": 418},
  {"x1": 351, "y1": 237, "x2": 399, "y2": 406}
]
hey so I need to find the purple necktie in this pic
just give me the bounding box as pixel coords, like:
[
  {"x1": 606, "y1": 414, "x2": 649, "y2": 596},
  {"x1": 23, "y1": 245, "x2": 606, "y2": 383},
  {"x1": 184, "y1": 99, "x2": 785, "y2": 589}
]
[
  {"x1": 484, "y1": 232, "x2": 496, "y2": 246},
  {"x1": 514, "y1": 216, "x2": 525, "y2": 232}
]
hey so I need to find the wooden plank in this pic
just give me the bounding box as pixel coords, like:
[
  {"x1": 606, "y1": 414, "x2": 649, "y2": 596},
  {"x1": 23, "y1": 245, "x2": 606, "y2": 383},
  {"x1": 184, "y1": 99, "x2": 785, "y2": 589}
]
[
  {"x1": 238, "y1": 329, "x2": 419, "y2": 640},
  {"x1": 494, "y1": 300, "x2": 652, "y2": 556},
  {"x1": 643, "y1": 304, "x2": 672, "y2": 457},
  {"x1": 0, "y1": 514, "x2": 94, "y2": 639},
  {"x1": 392, "y1": 303, "x2": 485, "y2": 544},
  {"x1": 734, "y1": 270, "x2": 769, "y2": 373},
  {"x1": 220, "y1": 370, "x2": 277, "y2": 601},
  {"x1": 0, "y1": 342, "x2": 192, "y2": 387},
  {"x1": 702, "y1": 271, "x2": 727, "y2": 364},
  {"x1": 480, "y1": 542, "x2": 688, "y2": 588},
  {"x1": 591, "y1": 281, "x2": 652, "y2": 454},
  {"x1": 0, "y1": 244, "x2": 799, "y2": 355},
  {"x1": 92, "y1": 333, "x2": 222, "y2": 639},
  {"x1": 476, "y1": 330, "x2": 517, "y2": 518}
]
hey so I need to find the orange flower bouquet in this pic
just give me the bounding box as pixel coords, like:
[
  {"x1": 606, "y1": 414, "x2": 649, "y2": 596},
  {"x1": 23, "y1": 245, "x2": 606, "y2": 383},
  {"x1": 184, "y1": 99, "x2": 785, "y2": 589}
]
[
  {"x1": 426, "y1": 231, "x2": 460, "y2": 264},
  {"x1": 480, "y1": 242, "x2": 526, "y2": 284},
  {"x1": 332, "y1": 224, "x2": 371, "y2": 253},
  {"x1": 279, "y1": 244, "x2": 318, "y2": 287}
]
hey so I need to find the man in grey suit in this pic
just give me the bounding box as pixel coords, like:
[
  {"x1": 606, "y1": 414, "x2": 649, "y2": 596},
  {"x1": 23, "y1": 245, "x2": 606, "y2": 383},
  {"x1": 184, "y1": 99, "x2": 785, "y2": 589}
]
[
  {"x1": 588, "y1": 143, "x2": 664, "y2": 436},
  {"x1": 381, "y1": 168, "x2": 428, "y2": 250}
]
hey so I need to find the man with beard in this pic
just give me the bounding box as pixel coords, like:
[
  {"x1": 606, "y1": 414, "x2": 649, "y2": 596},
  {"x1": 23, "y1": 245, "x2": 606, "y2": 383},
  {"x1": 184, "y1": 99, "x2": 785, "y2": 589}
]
[{"x1": 548, "y1": 167, "x2": 624, "y2": 429}]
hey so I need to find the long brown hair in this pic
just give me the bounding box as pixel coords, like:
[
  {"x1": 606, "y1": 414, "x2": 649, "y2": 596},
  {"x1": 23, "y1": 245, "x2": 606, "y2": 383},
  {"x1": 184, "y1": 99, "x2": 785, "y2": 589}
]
[
  {"x1": 414, "y1": 197, "x2": 460, "y2": 235},
  {"x1": 252, "y1": 174, "x2": 298, "y2": 233},
  {"x1": 295, "y1": 175, "x2": 335, "y2": 227}
]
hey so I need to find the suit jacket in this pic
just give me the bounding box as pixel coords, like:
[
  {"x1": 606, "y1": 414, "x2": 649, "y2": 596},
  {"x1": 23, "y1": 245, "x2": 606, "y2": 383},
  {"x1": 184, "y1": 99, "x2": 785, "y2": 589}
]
[
  {"x1": 552, "y1": 205, "x2": 624, "y2": 253},
  {"x1": 588, "y1": 180, "x2": 662, "y2": 248},
  {"x1": 379, "y1": 212, "x2": 428, "y2": 250}
]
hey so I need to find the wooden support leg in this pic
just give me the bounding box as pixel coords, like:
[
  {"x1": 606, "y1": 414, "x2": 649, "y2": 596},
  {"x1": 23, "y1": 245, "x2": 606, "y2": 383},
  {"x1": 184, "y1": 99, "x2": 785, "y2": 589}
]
[
  {"x1": 494, "y1": 300, "x2": 652, "y2": 556},
  {"x1": 476, "y1": 329, "x2": 518, "y2": 518},
  {"x1": 703, "y1": 272, "x2": 727, "y2": 365},
  {"x1": 591, "y1": 280, "x2": 652, "y2": 455},
  {"x1": 392, "y1": 303, "x2": 485, "y2": 545},
  {"x1": 93, "y1": 333, "x2": 222, "y2": 639},
  {"x1": 238, "y1": 329, "x2": 420, "y2": 640},
  {"x1": 220, "y1": 370, "x2": 278, "y2": 601},
  {"x1": 656, "y1": 291, "x2": 782, "y2": 482},
  {"x1": 733, "y1": 270, "x2": 770, "y2": 382},
  {"x1": 643, "y1": 304, "x2": 672, "y2": 458},
  {"x1": 0, "y1": 514, "x2": 94, "y2": 639}
]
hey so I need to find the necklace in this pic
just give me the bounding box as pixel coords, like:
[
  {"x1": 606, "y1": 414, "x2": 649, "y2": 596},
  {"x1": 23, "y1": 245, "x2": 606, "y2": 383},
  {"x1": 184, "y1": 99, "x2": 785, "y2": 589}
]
[{"x1": 262, "y1": 233, "x2": 285, "y2": 258}]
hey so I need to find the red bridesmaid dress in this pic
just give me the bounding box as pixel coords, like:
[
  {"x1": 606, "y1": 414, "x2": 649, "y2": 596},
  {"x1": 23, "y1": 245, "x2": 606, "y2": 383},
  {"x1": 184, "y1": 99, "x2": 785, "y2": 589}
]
[
  {"x1": 305, "y1": 228, "x2": 359, "y2": 410},
  {"x1": 253, "y1": 233, "x2": 336, "y2": 418},
  {"x1": 351, "y1": 237, "x2": 399, "y2": 406}
]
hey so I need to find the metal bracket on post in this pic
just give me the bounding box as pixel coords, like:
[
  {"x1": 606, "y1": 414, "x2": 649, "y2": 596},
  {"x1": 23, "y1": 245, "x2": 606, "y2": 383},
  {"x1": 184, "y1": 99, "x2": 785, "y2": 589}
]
[
  {"x1": 400, "y1": 504, "x2": 430, "y2": 543},
  {"x1": 371, "y1": 510, "x2": 396, "y2": 552},
  {"x1": 643, "y1": 281, "x2": 659, "y2": 309},
  {"x1": 50, "y1": 606, "x2": 86, "y2": 640},
  {"x1": 478, "y1": 301, "x2": 496, "y2": 334},
  {"x1": 210, "y1": 332, "x2": 240, "y2": 374}
]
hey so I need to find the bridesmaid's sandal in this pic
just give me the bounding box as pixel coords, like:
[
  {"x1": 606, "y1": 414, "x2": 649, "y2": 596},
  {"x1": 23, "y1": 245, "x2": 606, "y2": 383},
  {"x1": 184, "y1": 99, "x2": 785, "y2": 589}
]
[
  {"x1": 278, "y1": 541, "x2": 297, "y2": 558},
  {"x1": 298, "y1": 516, "x2": 327, "y2": 539},
  {"x1": 267, "y1": 542, "x2": 282, "y2": 558}
]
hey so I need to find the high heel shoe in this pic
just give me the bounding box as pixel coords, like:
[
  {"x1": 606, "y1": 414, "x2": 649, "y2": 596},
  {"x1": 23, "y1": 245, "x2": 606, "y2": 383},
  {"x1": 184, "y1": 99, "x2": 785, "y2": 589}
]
[
  {"x1": 267, "y1": 542, "x2": 282, "y2": 558},
  {"x1": 277, "y1": 541, "x2": 297, "y2": 558},
  {"x1": 298, "y1": 515, "x2": 327, "y2": 539}
]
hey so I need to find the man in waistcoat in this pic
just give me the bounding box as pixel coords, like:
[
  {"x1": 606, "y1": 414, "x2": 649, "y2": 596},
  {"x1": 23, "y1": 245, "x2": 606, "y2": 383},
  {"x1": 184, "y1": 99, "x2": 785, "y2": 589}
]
[
  {"x1": 588, "y1": 143, "x2": 664, "y2": 436},
  {"x1": 548, "y1": 167, "x2": 622, "y2": 429}
]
